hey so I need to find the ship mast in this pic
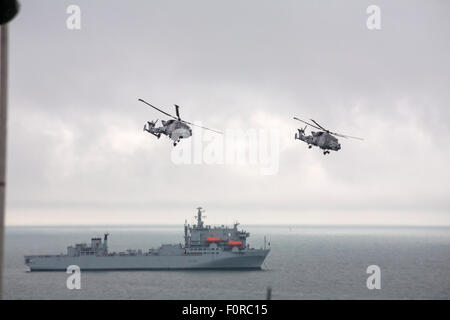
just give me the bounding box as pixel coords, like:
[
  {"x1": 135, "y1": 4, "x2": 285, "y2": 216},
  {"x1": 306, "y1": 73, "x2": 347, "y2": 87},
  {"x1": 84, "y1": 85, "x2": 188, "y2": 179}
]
[
  {"x1": 184, "y1": 219, "x2": 188, "y2": 247},
  {"x1": 104, "y1": 233, "x2": 109, "y2": 254},
  {"x1": 196, "y1": 207, "x2": 205, "y2": 228}
]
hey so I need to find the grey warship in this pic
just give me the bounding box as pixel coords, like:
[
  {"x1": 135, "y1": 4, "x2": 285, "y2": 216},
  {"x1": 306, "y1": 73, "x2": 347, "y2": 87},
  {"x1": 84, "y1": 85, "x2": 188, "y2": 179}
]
[{"x1": 24, "y1": 207, "x2": 270, "y2": 271}]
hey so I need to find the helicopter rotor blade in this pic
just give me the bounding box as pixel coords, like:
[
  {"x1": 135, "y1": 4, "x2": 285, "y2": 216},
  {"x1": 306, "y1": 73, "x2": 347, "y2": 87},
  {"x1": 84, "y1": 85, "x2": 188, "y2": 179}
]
[
  {"x1": 181, "y1": 119, "x2": 223, "y2": 134},
  {"x1": 174, "y1": 104, "x2": 181, "y2": 120},
  {"x1": 329, "y1": 132, "x2": 348, "y2": 139},
  {"x1": 293, "y1": 117, "x2": 323, "y2": 131},
  {"x1": 309, "y1": 118, "x2": 363, "y2": 140},
  {"x1": 329, "y1": 132, "x2": 364, "y2": 140},
  {"x1": 171, "y1": 103, "x2": 222, "y2": 134},
  {"x1": 138, "y1": 99, "x2": 178, "y2": 120},
  {"x1": 295, "y1": 117, "x2": 363, "y2": 140},
  {"x1": 310, "y1": 119, "x2": 328, "y2": 132}
]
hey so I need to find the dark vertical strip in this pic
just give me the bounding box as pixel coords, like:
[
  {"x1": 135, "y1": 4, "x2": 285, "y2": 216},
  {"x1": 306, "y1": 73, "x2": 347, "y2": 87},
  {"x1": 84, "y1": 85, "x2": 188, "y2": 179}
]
[{"x1": 0, "y1": 24, "x2": 8, "y2": 300}]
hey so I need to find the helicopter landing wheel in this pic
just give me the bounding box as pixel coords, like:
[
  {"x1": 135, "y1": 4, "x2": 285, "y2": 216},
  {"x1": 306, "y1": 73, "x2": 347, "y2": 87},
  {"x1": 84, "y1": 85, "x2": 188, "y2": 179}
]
[
  {"x1": 308, "y1": 145, "x2": 312, "y2": 149},
  {"x1": 173, "y1": 142, "x2": 177, "y2": 146}
]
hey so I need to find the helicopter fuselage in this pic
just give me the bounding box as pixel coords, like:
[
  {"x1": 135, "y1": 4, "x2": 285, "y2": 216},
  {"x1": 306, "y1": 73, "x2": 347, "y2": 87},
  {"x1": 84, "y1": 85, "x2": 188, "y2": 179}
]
[
  {"x1": 139, "y1": 98, "x2": 222, "y2": 146},
  {"x1": 144, "y1": 119, "x2": 192, "y2": 145},
  {"x1": 295, "y1": 129, "x2": 341, "y2": 154}
]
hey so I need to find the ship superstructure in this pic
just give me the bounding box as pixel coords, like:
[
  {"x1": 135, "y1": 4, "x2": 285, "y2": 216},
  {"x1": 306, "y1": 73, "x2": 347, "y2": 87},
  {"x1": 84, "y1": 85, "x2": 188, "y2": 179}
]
[
  {"x1": 184, "y1": 207, "x2": 250, "y2": 250},
  {"x1": 24, "y1": 207, "x2": 270, "y2": 271}
]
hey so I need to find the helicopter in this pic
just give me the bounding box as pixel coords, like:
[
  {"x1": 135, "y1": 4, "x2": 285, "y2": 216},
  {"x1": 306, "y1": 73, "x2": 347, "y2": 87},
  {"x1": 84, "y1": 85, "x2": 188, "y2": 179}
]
[
  {"x1": 139, "y1": 98, "x2": 223, "y2": 146},
  {"x1": 293, "y1": 117, "x2": 363, "y2": 155}
]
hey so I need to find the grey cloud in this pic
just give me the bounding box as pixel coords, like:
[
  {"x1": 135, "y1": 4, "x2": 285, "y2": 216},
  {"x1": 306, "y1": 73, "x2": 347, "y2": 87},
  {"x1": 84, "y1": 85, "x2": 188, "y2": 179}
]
[{"x1": 5, "y1": 0, "x2": 450, "y2": 225}]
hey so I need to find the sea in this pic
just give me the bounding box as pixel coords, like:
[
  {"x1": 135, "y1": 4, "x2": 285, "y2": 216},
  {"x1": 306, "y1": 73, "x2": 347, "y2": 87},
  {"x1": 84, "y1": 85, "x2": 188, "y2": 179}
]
[{"x1": 3, "y1": 225, "x2": 450, "y2": 299}]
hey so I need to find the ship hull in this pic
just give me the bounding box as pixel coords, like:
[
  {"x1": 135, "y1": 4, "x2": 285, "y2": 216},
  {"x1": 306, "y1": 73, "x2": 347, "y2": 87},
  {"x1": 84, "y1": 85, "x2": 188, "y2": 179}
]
[{"x1": 25, "y1": 249, "x2": 270, "y2": 271}]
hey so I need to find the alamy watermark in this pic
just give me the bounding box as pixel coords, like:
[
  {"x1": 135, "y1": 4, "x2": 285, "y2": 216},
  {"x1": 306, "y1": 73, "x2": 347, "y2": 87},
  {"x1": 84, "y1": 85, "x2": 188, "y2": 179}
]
[
  {"x1": 366, "y1": 265, "x2": 381, "y2": 290},
  {"x1": 66, "y1": 5, "x2": 81, "y2": 30},
  {"x1": 66, "y1": 265, "x2": 81, "y2": 290},
  {"x1": 171, "y1": 126, "x2": 280, "y2": 175},
  {"x1": 366, "y1": 5, "x2": 381, "y2": 30}
]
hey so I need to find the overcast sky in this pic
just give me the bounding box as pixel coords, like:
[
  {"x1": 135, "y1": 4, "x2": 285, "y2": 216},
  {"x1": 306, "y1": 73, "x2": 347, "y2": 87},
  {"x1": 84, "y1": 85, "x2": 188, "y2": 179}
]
[{"x1": 5, "y1": 0, "x2": 450, "y2": 225}]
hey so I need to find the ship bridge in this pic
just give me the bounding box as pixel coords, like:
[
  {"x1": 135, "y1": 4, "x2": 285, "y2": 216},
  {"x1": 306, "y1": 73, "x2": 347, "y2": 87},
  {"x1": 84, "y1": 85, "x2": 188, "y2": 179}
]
[
  {"x1": 67, "y1": 233, "x2": 109, "y2": 257},
  {"x1": 184, "y1": 207, "x2": 250, "y2": 250}
]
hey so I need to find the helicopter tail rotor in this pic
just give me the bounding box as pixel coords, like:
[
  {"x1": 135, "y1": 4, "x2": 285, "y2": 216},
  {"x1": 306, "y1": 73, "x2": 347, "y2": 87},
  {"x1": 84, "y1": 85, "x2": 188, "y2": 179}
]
[
  {"x1": 147, "y1": 119, "x2": 159, "y2": 127},
  {"x1": 297, "y1": 125, "x2": 307, "y2": 135}
]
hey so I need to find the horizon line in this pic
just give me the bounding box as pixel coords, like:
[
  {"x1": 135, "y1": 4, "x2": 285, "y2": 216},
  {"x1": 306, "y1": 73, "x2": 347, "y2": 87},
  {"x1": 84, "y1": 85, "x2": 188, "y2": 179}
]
[{"x1": 5, "y1": 223, "x2": 450, "y2": 228}]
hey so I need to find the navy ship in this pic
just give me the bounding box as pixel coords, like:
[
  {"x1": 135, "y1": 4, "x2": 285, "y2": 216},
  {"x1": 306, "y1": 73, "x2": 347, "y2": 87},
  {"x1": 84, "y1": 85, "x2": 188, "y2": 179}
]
[{"x1": 24, "y1": 207, "x2": 270, "y2": 271}]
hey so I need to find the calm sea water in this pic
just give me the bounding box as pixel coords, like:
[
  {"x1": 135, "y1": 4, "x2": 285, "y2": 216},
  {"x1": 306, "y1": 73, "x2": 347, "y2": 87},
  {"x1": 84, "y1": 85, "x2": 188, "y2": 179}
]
[{"x1": 3, "y1": 225, "x2": 450, "y2": 299}]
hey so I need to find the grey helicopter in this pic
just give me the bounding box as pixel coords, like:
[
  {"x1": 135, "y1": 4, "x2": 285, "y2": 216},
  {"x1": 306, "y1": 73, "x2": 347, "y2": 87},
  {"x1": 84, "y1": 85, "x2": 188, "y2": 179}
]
[
  {"x1": 139, "y1": 98, "x2": 223, "y2": 146},
  {"x1": 293, "y1": 117, "x2": 363, "y2": 155}
]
